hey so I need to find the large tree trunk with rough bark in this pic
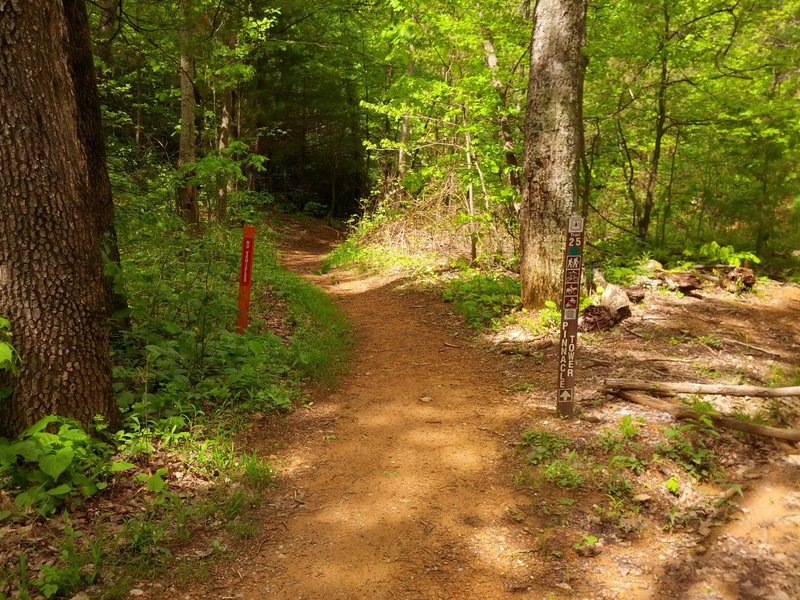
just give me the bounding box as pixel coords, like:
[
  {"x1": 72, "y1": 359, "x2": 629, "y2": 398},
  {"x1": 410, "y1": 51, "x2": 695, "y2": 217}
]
[
  {"x1": 176, "y1": 0, "x2": 200, "y2": 227},
  {"x1": 0, "y1": 0, "x2": 118, "y2": 436},
  {"x1": 519, "y1": 0, "x2": 586, "y2": 308},
  {"x1": 63, "y1": 0, "x2": 128, "y2": 326}
]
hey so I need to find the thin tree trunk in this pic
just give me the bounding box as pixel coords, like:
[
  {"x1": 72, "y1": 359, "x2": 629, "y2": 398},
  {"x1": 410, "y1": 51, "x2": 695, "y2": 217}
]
[
  {"x1": 520, "y1": 0, "x2": 587, "y2": 309},
  {"x1": 217, "y1": 87, "x2": 232, "y2": 223},
  {"x1": 482, "y1": 29, "x2": 522, "y2": 199},
  {"x1": 659, "y1": 134, "x2": 679, "y2": 247},
  {"x1": 398, "y1": 53, "x2": 414, "y2": 178},
  {"x1": 641, "y1": 50, "x2": 669, "y2": 241},
  {"x1": 176, "y1": 0, "x2": 200, "y2": 227},
  {"x1": 0, "y1": 0, "x2": 118, "y2": 436}
]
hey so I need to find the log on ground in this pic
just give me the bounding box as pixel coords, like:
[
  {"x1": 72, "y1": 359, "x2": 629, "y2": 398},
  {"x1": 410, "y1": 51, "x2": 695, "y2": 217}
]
[
  {"x1": 604, "y1": 378, "x2": 800, "y2": 398},
  {"x1": 613, "y1": 390, "x2": 800, "y2": 443}
]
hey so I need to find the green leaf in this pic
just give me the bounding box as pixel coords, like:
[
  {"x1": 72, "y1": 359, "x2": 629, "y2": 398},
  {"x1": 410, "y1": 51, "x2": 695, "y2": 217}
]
[
  {"x1": 12, "y1": 439, "x2": 42, "y2": 462},
  {"x1": 38, "y1": 447, "x2": 75, "y2": 480},
  {"x1": 0, "y1": 342, "x2": 12, "y2": 365},
  {"x1": 110, "y1": 460, "x2": 136, "y2": 473},
  {"x1": 46, "y1": 483, "x2": 73, "y2": 496},
  {"x1": 0, "y1": 510, "x2": 11, "y2": 521},
  {"x1": 14, "y1": 487, "x2": 44, "y2": 508},
  {"x1": 21, "y1": 415, "x2": 58, "y2": 438}
]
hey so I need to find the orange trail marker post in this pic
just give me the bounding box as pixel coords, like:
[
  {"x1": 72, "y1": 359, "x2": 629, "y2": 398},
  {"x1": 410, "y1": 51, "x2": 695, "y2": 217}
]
[
  {"x1": 557, "y1": 215, "x2": 585, "y2": 417},
  {"x1": 236, "y1": 225, "x2": 256, "y2": 334}
]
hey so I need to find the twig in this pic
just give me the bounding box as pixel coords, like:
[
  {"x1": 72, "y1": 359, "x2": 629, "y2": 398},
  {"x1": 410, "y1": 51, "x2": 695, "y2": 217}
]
[
  {"x1": 720, "y1": 337, "x2": 783, "y2": 358},
  {"x1": 620, "y1": 324, "x2": 648, "y2": 340}
]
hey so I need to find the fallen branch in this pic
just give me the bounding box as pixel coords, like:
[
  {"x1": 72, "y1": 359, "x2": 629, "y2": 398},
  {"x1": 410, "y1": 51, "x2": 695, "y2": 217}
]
[
  {"x1": 719, "y1": 337, "x2": 783, "y2": 358},
  {"x1": 604, "y1": 378, "x2": 800, "y2": 398},
  {"x1": 614, "y1": 390, "x2": 800, "y2": 443}
]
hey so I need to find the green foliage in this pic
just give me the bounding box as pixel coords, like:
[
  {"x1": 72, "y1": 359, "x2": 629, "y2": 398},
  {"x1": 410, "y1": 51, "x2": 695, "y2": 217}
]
[
  {"x1": 521, "y1": 430, "x2": 570, "y2": 465},
  {"x1": 113, "y1": 212, "x2": 350, "y2": 441},
  {"x1": 0, "y1": 315, "x2": 16, "y2": 402},
  {"x1": 766, "y1": 364, "x2": 800, "y2": 388},
  {"x1": 603, "y1": 265, "x2": 639, "y2": 286},
  {"x1": 599, "y1": 415, "x2": 642, "y2": 454},
  {"x1": 688, "y1": 241, "x2": 761, "y2": 268},
  {"x1": 665, "y1": 476, "x2": 681, "y2": 496},
  {"x1": 697, "y1": 335, "x2": 722, "y2": 349},
  {"x1": 0, "y1": 417, "x2": 132, "y2": 517},
  {"x1": 657, "y1": 420, "x2": 719, "y2": 482},
  {"x1": 226, "y1": 191, "x2": 275, "y2": 224},
  {"x1": 0, "y1": 316, "x2": 15, "y2": 374},
  {"x1": 240, "y1": 453, "x2": 273, "y2": 490},
  {"x1": 572, "y1": 534, "x2": 598, "y2": 555},
  {"x1": 31, "y1": 519, "x2": 100, "y2": 599},
  {"x1": 442, "y1": 269, "x2": 520, "y2": 327},
  {"x1": 542, "y1": 451, "x2": 584, "y2": 489}
]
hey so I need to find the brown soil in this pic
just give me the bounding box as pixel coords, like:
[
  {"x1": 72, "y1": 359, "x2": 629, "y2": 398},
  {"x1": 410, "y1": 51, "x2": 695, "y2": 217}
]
[{"x1": 156, "y1": 219, "x2": 800, "y2": 600}]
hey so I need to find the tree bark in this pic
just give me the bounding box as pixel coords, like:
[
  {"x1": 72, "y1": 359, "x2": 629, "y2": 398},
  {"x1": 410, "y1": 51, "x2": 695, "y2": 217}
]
[
  {"x1": 519, "y1": 0, "x2": 586, "y2": 308},
  {"x1": 0, "y1": 0, "x2": 118, "y2": 436},
  {"x1": 176, "y1": 0, "x2": 200, "y2": 227},
  {"x1": 63, "y1": 0, "x2": 128, "y2": 326}
]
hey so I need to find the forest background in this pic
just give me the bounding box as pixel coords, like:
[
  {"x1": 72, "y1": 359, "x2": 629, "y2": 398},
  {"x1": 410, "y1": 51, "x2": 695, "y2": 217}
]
[{"x1": 86, "y1": 0, "x2": 799, "y2": 274}]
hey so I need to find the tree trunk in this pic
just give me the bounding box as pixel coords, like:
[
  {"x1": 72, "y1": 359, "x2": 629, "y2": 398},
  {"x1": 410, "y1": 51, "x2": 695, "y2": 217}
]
[
  {"x1": 63, "y1": 0, "x2": 128, "y2": 327},
  {"x1": 0, "y1": 0, "x2": 118, "y2": 436},
  {"x1": 519, "y1": 0, "x2": 586, "y2": 308},
  {"x1": 482, "y1": 29, "x2": 522, "y2": 199},
  {"x1": 217, "y1": 86, "x2": 232, "y2": 223},
  {"x1": 176, "y1": 0, "x2": 200, "y2": 227}
]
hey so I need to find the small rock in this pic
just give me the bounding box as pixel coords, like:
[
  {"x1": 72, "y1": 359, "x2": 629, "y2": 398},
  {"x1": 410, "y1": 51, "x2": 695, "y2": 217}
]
[
  {"x1": 129, "y1": 590, "x2": 145, "y2": 597},
  {"x1": 70, "y1": 594, "x2": 90, "y2": 600},
  {"x1": 782, "y1": 455, "x2": 800, "y2": 467},
  {"x1": 419, "y1": 396, "x2": 432, "y2": 403},
  {"x1": 555, "y1": 582, "x2": 573, "y2": 591},
  {"x1": 765, "y1": 591, "x2": 791, "y2": 600},
  {"x1": 633, "y1": 494, "x2": 651, "y2": 503}
]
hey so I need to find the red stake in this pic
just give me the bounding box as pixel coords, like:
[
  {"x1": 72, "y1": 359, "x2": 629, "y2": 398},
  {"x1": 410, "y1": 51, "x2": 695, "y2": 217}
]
[{"x1": 236, "y1": 225, "x2": 256, "y2": 333}]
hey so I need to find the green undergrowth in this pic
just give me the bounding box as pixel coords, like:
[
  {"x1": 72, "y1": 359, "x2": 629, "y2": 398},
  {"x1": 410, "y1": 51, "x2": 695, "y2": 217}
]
[
  {"x1": 441, "y1": 268, "x2": 521, "y2": 327},
  {"x1": 1, "y1": 199, "x2": 351, "y2": 598},
  {"x1": 517, "y1": 412, "x2": 729, "y2": 541},
  {"x1": 322, "y1": 236, "x2": 436, "y2": 277}
]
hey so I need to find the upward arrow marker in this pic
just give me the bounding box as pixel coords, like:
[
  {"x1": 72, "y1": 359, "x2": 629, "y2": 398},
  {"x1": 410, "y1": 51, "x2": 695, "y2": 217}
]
[{"x1": 560, "y1": 390, "x2": 572, "y2": 401}]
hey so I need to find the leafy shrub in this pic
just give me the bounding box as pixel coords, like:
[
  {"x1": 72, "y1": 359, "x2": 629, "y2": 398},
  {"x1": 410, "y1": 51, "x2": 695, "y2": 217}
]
[
  {"x1": 113, "y1": 216, "x2": 349, "y2": 438},
  {"x1": 689, "y1": 241, "x2": 761, "y2": 267},
  {"x1": 442, "y1": 269, "x2": 520, "y2": 327},
  {"x1": 656, "y1": 420, "x2": 719, "y2": 481},
  {"x1": 521, "y1": 429, "x2": 570, "y2": 465},
  {"x1": 0, "y1": 417, "x2": 132, "y2": 517},
  {"x1": 543, "y1": 451, "x2": 584, "y2": 489}
]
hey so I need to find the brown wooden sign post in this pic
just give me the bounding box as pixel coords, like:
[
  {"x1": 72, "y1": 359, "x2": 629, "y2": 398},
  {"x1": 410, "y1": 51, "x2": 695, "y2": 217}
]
[
  {"x1": 236, "y1": 225, "x2": 256, "y2": 334},
  {"x1": 557, "y1": 216, "x2": 585, "y2": 417}
]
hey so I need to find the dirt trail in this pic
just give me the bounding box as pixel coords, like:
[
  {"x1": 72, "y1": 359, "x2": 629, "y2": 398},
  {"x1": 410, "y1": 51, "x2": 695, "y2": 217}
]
[
  {"x1": 159, "y1": 221, "x2": 800, "y2": 600},
  {"x1": 222, "y1": 222, "x2": 543, "y2": 599}
]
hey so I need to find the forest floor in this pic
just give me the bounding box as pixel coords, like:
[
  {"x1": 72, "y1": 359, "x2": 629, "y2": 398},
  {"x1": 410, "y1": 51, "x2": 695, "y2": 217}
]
[{"x1": 151, "y1": 217, "x2": 800, "y2": 600}]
